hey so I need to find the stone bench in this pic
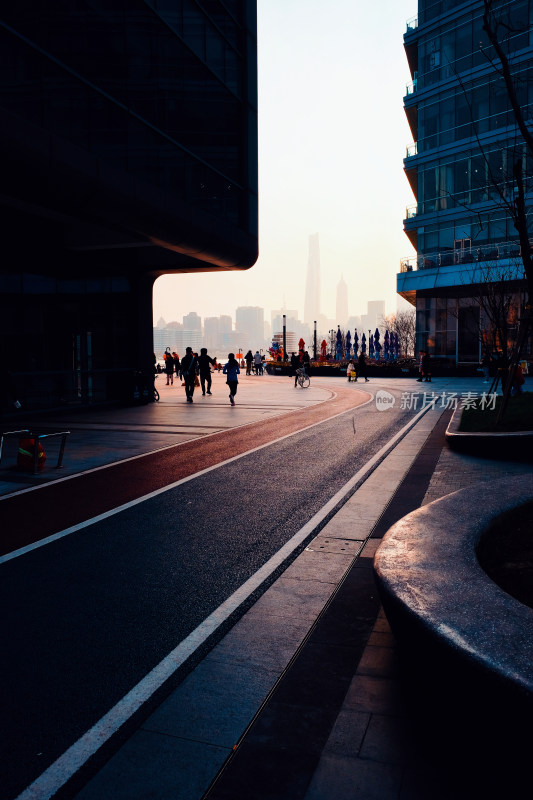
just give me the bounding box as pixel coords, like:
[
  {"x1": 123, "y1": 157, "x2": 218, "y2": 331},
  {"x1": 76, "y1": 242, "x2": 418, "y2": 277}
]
[{"x1": 373, "y1": 475, "x2": 533, "y2": 784}]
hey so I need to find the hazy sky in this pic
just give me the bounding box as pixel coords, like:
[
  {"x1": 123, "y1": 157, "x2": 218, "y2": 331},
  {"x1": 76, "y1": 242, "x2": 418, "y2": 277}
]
[{"x1": 153, "y1": 0, "x2": 416, "y2": 326}]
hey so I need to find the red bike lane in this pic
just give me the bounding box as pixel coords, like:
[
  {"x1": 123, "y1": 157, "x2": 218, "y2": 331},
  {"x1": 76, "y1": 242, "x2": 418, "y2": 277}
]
[{"x1": 1, "y1": 386, "x2": 371, "y2": 556}]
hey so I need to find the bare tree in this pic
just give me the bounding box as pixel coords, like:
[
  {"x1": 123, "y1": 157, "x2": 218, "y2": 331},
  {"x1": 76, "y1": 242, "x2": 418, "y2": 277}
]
[
  {"x1": 436, "y1": 2, "x2": 533, "y2": 418},
  {"x1": 381, "y1": 309, "x2": 416, "y2": 358},
  {"x1": 481, "y1": 0, "x2": 533, "y2": 299},
  {"x1": 479, "y1": 1, "x2": 533, "y2": 417},
  {"x1": 450, "y1": 259, "x2": 525, "y2": 361}
]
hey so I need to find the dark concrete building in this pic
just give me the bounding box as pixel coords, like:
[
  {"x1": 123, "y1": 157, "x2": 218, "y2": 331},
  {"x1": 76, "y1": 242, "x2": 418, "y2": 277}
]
[
  {"x1": 398, "y1": 0, "x2": 532, "y2": 365},
  {"x1": 0, "y1": 1, "x2": 258, "y2": 407}
]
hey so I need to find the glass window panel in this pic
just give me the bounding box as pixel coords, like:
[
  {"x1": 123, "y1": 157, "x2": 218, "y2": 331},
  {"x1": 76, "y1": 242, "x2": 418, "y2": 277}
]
[
  {"x1": 454, "y1": 158, "x2": 469, "y2": 197},
  {"x1": 472, "y1": 82, "x2": 490, "y2": 133},
  {"x1": 455, "y1": 90, "x2": 472, "y2": 140},
  {"x1": 440, "y1": 97, "x2": 455, "y2": 145},
  {"x1": 421, "y1": 101, "x2": 439, "y2": 149},
  {"x1": 183, "y1": 0, "x2": 206, "y2": 60},
  {"x1": 473, "y1": 12, "x2": 486, "y2": 67},
  {"x1": 206, "y1": 25, "x2": 224, "y2": 77},
  {"x1": 439, "y1": 224, "x2": 455, "y2": 250},
  {"x1": 470, "y1": 154, "x2": 487, "y2": 202},
  {"x1": 455, "y1": 20, "x2": 473, "y2": 72},
  {"x1": 491, "y1": 76, "x2": 510, "y2": 129}
]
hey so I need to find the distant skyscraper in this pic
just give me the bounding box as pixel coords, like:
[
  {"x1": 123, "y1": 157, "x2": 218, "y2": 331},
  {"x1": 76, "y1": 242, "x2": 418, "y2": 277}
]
[
  {"x1": 304, "y1": 233, "x2": 321, "y2": 325},
  {"x1": 367, "y1": 300, "x2": 385, "y2": 331},
  {"x1": 183, "y1": 312, "x2": 202, "y2": 330},
  {"x1": 336, "y1": 275, "x2": 349, "y2": 327},
  {"x1": 236, "y1": 306, "x2": 264, "y2": 349}
]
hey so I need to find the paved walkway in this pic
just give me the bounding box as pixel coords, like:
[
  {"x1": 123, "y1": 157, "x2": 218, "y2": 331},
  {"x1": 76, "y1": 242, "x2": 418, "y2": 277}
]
[{"x1": 3, "y1": 373, "x2": 531, "y2": 799}]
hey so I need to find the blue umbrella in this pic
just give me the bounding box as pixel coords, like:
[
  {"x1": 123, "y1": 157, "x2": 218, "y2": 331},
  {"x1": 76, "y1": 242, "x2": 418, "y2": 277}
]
[
  {"x1": 369, "y1": 334, "x2": 374, "y2": 358},
  {"x1": 345, "y1": 330, "x2": 352, "y2": 359},
  {"x1": 361, "y1": 332, "x2": 366, "y2": 354},
  {"x1": 353, "y1": 330, "x2": 359, "y2": 356},
  {"x1": 336, "y1": 326, "x2": 342, "y2": 361},
  {"x1": 374, "y1": 328, "x2": 380, "y2": 356},
  {"x1": 384, "y1": 330, "x2": 390, "y2": 360}
]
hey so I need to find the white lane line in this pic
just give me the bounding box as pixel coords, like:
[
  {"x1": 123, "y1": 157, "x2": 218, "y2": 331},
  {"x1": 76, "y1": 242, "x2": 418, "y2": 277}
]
[
  {"x1": 0, "y1": 389, "x2": 336, "y2": 501},
  {"x1": 13, "y1": 401, "x2": 433, "y2": 800},
  {"x1": 0, "y1": 392, "x2": 369, "y2": 564}
]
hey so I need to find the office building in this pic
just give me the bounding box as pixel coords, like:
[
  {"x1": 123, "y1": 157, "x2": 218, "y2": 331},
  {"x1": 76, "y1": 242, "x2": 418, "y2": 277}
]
[
  {"x1": 271, "y1": 311, "x2": 310, "y2": 351},
  {"x1": 203, "y1": 314, "x2": 235, "y2": 354},
  {"x1": 398, "y1": 0, "x2": 532, "y2": 363},
  {"x1": 336, "y1": 275, "x2": 349, "y2": 328},
  {"x1": 0, "y1": 2, "x2": 258, "y2": 406},
  {"x1": 304, "y1": 233, "x2": 321, "y2": 326},
  {"x1": 235, "y1": 306, "x2": 264, "y2": 350},
  {"x1": 183, "y1": 312, "x2": 202, "y2": 332}
]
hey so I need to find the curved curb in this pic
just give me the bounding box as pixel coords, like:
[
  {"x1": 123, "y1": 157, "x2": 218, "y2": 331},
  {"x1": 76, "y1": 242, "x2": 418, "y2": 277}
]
[
  {"x1": 445, "y1": 403, "x2": 533, "y2": 459},
  {"x1": 374, "y1": 475, "x2": 533, "y2": 705}
]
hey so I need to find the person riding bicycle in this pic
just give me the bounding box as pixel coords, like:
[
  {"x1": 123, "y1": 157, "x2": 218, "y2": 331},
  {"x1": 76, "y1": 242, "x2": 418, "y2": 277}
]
[
  {"x1": 302, "y1": 350, "x2": 311, "y2": 379},
  {"x1": 291, "y1": 352, "x2": 301, "y2": 387}
]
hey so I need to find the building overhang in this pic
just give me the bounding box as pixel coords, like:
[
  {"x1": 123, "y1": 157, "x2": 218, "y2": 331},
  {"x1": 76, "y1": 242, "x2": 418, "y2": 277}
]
[
  {"x1": 397, "y1": 261, "x2": 527, "y2": 300},
  {"x1": 0, "y1": 107, "x2": 259, "y2": 277}
]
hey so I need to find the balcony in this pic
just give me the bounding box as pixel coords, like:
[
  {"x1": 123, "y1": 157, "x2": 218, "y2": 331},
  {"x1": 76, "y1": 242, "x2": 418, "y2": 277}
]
[
  {"x1": 406, "y1": 141, "x2": 418, "y2": 158},
  {"x1": 405, "y1": 77, "x2": 418, "y2": 96},
  {"x1": 406, "y1": 15, "x2": 418, "y2": 33},
  {"x1": 400, "y1": 241, "x2": 523, "y2": 273}
]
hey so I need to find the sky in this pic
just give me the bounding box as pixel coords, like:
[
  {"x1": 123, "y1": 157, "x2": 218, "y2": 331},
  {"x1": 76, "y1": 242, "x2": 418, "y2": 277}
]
[{"x1": 153, "y1": 0, "x2": 417, "y2": 327}]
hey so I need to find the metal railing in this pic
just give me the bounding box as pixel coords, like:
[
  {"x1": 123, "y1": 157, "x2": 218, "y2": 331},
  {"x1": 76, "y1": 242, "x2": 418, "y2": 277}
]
[
  {"x1": 400, "y1": 241, "x2": 523, "y2": 272},
  {"x1": 406, "y1": 15, "x2": 418, "y2": 33},
  {"x1": 0, "y1": 429, "x2": 70, "y2": 474},
  {"x1": 405, "y1": 78, "x2": 418, "y2": 96}
]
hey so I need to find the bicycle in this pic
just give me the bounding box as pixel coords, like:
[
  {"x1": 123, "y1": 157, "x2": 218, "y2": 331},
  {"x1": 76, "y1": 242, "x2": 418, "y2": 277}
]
[{"x1": 295, "y1": 367, "x2": 310, "y2": 388}]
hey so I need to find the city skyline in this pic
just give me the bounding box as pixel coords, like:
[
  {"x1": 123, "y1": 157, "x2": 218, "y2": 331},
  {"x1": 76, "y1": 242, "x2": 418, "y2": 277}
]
[
  {"x1": 153, "y1": 0, "x2": 415, "y2": 326},
  {"x1": 153, "y1": 297, "x2": 387, "y2": 360}
]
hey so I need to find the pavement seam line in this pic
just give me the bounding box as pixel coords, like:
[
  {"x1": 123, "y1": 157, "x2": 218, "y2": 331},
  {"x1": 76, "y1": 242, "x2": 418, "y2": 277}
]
[{"x1": 13, "y1": 401, "x2": 434, "y2": 800}]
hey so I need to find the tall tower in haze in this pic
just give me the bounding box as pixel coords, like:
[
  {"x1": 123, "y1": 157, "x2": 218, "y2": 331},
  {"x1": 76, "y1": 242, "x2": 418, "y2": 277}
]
[
  {"x1": 304, "y1": 233, "x2": 321, "y2": 326},
  {"x1": 336, "y1": 275, "x2": 348, "y2": 327}
]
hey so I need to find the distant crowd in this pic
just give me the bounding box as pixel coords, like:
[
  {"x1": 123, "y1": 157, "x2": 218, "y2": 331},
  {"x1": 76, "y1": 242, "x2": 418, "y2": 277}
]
[{"x1": 155, "y1": 346, "x2": 251, "y2": 405}]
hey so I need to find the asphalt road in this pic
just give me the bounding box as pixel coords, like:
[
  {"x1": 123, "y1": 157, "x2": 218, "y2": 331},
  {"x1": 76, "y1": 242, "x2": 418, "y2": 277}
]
[{"x1": 1, "y1": 390, "x2": 415, "y2": 799}]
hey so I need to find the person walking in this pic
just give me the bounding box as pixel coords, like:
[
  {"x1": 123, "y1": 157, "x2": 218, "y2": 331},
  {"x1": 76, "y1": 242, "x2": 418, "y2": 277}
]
[
  {"x1": 163, "y1": 347, "x2": 174, "y2": 385},
  {"x1": 347, "y1": 360, "x2": 356, "y2": 381},
  {"x1": 481, "y1": 353, "x2": 491, "y2": 383},
  {"x1": 253, "y1": 350, "x2": 262, "y2": 375},
  {"x1": 422, "y1": 351, "x2": 432, "y2": 382},
  {"x1": 198, "y1": 347, "x2": 215, "y2": 395},
  {"x1": 172, "y1": 351, "x2": 180, "y2": 380},
  {"x1": 357, "y1": 351, "x2": 369, "y2": 382},
  {"x1": 416, "y1": 350, "x2": 425, "y2": 382},
  {"x1": 223, "y1": 353, "x2": 240, "y2": 405},
  {"x1": 180, "y1": 346, "x2": 197, "y2": 402},
  {"x1": 245, "y1": 350, "x2": 253, "y2": 376}
]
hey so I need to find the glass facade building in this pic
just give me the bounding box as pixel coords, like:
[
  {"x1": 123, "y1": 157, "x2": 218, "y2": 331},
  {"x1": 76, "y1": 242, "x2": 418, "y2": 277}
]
[
  {"x1": 0, "y1": 1, "x2": 257, "y2": 407},
  {"x1": 398, "y1": 0, "x2": 533, "y2": 363}
]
